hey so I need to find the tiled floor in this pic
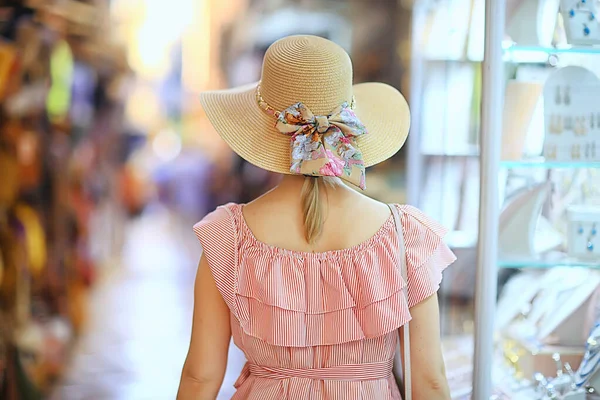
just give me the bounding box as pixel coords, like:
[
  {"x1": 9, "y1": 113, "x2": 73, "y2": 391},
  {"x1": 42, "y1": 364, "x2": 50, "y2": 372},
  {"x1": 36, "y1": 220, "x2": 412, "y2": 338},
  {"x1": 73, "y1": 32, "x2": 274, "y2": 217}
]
[{"x1": 50, "y1": 207, "x2": 246, "y2": 400}]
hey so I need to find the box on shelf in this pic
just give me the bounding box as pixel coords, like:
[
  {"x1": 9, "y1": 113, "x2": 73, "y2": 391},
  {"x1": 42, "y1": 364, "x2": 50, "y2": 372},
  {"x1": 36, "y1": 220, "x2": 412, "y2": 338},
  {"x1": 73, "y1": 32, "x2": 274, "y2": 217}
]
[
  {"x1": 501, "y1": 336, "x2": 584, "y2": 379},
  {"x1": 567, "y1": 205, "x2": 600, "y2": 259},
  {"x1": 560, "y1": 0, "x2": 600, "y2": 45}
]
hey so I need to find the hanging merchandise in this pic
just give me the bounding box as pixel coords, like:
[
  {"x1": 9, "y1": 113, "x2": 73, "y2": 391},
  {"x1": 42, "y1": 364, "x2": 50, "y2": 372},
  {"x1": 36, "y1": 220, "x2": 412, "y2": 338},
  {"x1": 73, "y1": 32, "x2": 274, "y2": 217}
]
[
  {"x1": 0, "y1": 151, "x2": 19, "y2": 209},
  {"x1": 12, "y1": 205, "x2": 46, "y2": 278},
  {"x1": 543, "y1": 66, "x2": 600, "y2": 162},
  {"x1": 0, "y1": 41, "x2": 18, "y2": 101},
  {"x1": 0, "y1": 248, "x2": 3, "y2": 288},
  {"x1": 16, "y1": 129, "x2": 42, "y2": 191},
  {"x1": 46, "y1": 38, "x2": 74, "y2": 124},
  {"x1": 560, "y1": 0, "x2": 600, "y2": 45}
]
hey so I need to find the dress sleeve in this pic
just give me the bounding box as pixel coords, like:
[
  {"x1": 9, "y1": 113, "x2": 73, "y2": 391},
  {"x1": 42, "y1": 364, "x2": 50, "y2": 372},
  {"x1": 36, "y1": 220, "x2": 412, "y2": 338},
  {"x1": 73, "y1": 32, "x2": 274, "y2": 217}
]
[
  {"x1": 398, "y1": 205, "x2": 457, "y2": 308},
  {"x1": 192, "y1": 204, "x2": 239, "y2": 315}
]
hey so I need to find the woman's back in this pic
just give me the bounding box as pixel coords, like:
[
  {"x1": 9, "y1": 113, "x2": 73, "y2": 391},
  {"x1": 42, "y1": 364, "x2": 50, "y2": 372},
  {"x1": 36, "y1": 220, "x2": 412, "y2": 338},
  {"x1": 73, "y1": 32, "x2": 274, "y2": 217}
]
[{"x1": 242, "y1": 177, "x2": 391, "y2": 254}]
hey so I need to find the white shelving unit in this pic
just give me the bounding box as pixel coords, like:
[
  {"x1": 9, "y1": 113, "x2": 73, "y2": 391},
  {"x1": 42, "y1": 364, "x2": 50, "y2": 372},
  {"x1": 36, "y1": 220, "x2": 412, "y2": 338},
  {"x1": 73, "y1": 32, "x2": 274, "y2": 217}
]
[{"x1": 409, "y1": 0, "x2": 600, "y2": 398}]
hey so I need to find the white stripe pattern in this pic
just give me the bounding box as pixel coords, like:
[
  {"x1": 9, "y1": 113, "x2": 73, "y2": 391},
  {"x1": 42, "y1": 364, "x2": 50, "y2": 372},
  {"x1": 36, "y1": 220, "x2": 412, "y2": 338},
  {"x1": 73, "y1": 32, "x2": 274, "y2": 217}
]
[{"x1": 193, "y1": 203, "x2": 456, "y2": 399}]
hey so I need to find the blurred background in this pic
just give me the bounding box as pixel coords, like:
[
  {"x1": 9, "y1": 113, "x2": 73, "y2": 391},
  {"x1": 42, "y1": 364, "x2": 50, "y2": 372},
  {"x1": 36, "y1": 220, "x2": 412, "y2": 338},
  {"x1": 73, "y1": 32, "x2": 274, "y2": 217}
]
[
  {"x1": 0, "y1": 0, "x2": 599, "y2": 399},
  {"x1": 0, "y1": 1, "x2": 416, "y2": 399}
]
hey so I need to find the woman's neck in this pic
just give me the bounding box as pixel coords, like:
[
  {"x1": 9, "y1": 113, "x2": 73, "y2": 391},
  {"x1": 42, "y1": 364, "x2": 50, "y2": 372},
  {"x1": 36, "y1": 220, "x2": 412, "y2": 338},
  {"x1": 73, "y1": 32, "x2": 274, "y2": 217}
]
[{"x1": 265, "y1": 175, "x2": 360, "y2": 205}]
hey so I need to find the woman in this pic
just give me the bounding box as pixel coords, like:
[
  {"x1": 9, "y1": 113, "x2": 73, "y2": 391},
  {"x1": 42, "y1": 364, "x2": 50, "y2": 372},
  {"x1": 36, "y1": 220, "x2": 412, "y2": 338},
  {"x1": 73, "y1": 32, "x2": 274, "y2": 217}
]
[{"x1": 178, "y1": 35, "x2": 455, "y2": 400}]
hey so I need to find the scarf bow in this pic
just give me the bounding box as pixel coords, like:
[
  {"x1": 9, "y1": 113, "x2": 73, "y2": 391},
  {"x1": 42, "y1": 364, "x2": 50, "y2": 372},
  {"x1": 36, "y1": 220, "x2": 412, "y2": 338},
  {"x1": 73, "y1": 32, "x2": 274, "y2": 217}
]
[{"x1": 275, "y1": 102, "x2": 368, "y2": 189}]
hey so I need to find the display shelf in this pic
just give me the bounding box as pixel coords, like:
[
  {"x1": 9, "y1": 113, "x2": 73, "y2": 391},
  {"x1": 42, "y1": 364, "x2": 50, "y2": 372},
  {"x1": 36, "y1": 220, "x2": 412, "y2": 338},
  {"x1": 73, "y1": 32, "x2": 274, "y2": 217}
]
[
  {"x1": 500, "y1": 159, "x2": 600, "y2": 168},
  {"x1": 502, "y1": 44, "x2": 600, "y2": 64},
  {"x1": 505, "y1": 44, "x2": 600, "y2": 55},
  {"x1": 498, "y1": 255, "x2": 600, "y2": 269}
]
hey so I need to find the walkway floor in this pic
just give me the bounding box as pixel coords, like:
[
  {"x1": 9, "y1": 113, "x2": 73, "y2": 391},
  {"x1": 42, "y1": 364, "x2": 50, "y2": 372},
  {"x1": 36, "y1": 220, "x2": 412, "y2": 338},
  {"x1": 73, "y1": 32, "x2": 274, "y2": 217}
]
[{"x1": 50, "y1": 207, "x2": 245, "y2": 400}]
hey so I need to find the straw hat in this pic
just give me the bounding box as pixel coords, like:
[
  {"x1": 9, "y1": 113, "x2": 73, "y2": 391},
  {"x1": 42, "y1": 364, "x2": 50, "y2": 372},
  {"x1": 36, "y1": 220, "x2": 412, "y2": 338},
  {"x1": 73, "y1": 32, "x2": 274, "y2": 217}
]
[{"x1": 199, "y1": 35, "x2": 410, "y2": 186}]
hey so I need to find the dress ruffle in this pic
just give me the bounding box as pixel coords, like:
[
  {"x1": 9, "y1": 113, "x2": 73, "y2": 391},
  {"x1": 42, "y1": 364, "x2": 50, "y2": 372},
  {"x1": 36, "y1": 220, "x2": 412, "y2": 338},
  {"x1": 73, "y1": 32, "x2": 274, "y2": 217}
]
[{"x1": 193, "y1": 203, "x2": 456, "y2": 348}]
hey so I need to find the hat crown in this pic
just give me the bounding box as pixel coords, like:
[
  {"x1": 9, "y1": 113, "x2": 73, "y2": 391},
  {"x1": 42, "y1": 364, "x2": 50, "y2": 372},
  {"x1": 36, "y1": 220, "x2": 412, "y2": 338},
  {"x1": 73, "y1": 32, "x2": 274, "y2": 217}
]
[{"x1": 260, "y1": 35, "x2": 353, "y2": 116}]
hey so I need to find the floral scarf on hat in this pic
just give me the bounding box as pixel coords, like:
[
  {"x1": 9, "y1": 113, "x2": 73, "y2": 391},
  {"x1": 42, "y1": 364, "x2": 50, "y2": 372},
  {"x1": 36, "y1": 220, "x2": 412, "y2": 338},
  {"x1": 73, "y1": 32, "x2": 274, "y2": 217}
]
[{"x1": 275, "y1": 102, "x2": 368, "y2": 189}]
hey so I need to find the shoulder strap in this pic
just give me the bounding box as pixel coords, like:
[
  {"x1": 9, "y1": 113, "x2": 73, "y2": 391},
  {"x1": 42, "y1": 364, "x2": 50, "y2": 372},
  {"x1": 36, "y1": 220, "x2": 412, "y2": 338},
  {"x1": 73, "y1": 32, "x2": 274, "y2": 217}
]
[{"x1": 388, "y1": 204, "x2": 412, "y2": 400}]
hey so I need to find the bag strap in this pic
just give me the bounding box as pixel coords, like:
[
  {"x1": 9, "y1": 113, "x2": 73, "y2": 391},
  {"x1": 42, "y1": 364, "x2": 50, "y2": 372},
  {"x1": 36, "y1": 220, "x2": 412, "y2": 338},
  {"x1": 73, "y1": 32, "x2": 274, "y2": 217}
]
[{"x1": 388, "y1": 204, "x2": 412, "y2": 400}]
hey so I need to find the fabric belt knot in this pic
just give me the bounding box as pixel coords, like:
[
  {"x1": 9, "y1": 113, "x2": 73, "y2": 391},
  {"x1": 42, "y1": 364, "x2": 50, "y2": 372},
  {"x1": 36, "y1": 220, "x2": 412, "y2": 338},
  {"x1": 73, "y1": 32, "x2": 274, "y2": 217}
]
[{"x1": 234, "y1": 358, "x2": 394, "y2": 388}]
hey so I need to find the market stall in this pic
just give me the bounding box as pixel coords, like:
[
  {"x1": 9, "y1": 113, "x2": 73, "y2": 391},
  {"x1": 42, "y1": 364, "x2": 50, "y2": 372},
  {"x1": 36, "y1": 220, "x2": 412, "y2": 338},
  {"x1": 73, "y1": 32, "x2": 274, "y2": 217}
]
[{"x1": 0, "y1": 1, "x2": 130, "y2": 397}]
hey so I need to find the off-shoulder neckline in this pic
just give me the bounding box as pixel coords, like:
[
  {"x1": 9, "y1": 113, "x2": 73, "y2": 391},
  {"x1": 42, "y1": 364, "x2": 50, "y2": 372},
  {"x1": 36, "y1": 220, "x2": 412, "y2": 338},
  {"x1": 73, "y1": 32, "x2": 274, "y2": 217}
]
[{"x1": 231, "y1": 203, "x2": 397, "y2": 259}]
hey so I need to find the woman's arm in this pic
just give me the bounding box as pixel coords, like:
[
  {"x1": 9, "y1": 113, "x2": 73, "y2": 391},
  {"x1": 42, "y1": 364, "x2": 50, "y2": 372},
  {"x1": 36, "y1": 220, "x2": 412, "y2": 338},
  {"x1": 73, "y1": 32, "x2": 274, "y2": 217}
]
[
  {"x1": 177, "y1": 255, "x2": 231, "y2": 400},
  {"x1": 400, "y1": 293, "x2": 451, "y2": 400}
]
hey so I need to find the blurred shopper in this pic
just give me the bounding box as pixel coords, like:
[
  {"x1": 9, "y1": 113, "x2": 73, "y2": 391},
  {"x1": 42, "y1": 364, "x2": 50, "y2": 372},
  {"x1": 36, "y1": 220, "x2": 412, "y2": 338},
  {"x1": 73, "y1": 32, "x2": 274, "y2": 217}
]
[{"x1": 178, "y1": 36, "x2": 454, "y2": 400}]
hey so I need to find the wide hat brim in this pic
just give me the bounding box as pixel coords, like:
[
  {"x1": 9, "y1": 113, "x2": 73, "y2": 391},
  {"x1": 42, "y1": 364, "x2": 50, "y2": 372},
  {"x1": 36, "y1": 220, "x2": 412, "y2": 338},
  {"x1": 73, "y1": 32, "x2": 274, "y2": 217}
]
[{"x1": 199, "y1": 81, "x2": 410, "y2": 176}]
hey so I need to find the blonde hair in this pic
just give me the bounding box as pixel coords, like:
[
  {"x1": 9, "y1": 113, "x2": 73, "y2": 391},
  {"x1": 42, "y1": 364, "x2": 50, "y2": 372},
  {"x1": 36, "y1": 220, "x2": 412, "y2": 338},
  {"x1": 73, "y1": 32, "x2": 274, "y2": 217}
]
[{"x1": 301, "y1": 176, "x2": 340, "y2": 244}]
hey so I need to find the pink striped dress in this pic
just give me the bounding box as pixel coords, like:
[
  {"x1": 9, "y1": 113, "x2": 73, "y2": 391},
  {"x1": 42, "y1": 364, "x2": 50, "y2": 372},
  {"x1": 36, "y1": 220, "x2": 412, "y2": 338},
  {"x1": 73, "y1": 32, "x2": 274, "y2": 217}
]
[{"x1": 194, "y1": 203, "x2": 456, "y2": 400}]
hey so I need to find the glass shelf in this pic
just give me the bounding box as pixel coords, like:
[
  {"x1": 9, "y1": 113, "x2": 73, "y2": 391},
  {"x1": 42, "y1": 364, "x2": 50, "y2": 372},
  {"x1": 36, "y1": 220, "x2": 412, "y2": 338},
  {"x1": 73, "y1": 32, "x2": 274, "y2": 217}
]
[
  {"x1": 502, "y1": 44, "x2": 600, "y2": 64},
  {"x1": 504, "y1": 45, "x2": 600, "y2": 55},
  {"x1": 499, "y1": 256, "x2": 600, "y2": 269},
  {"x1": 500, "y1": 159, "x2": 600, "y2": 168}
]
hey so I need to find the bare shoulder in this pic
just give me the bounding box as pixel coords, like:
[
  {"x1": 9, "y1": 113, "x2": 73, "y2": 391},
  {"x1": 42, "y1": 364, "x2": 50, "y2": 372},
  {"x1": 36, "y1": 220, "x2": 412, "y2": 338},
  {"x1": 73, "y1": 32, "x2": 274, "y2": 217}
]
[
  {"x1": 348, "y1": 193, "x2": 393, "y2": 222},
  {"x1": 242, "y1": 190, "x2": 292, "y2": 224}
]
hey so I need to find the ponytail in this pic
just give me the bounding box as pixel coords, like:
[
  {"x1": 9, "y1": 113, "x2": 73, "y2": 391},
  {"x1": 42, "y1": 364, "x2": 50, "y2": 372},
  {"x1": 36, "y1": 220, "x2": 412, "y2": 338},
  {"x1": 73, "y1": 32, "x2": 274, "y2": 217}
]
[
  {"x1": 301, "y1": 177, "x2": 323, "y2": 244},
  {"x1": 301, "y1": 176, "x2": 341, "y2": 244}
]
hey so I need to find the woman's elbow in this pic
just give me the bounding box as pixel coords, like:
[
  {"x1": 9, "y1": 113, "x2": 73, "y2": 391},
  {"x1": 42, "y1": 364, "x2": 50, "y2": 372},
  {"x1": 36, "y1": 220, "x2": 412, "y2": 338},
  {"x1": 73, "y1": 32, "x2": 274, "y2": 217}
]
[
  {"x1": 426, "y1": 375, "x2": 449, "y2": 392},
  {"x1": 177, "y1": 369, "x2": 222, "y2": 400},
  {"x1": 414, "y1": 372, "x2": 451, "y2": 399}
]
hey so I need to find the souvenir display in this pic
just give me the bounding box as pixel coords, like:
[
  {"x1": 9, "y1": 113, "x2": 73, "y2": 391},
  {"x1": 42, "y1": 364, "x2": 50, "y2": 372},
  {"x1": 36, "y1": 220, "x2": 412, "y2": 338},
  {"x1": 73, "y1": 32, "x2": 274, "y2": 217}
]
[
  {"x1": 567, "y1": 205, "x2": 600, "y2": 259},
  {"x1": 543, "y1": 66, "x2": 600, "y2": 162},
  {"x1": 560, "y1": 0, "x2": 600, "y2": 45}
]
